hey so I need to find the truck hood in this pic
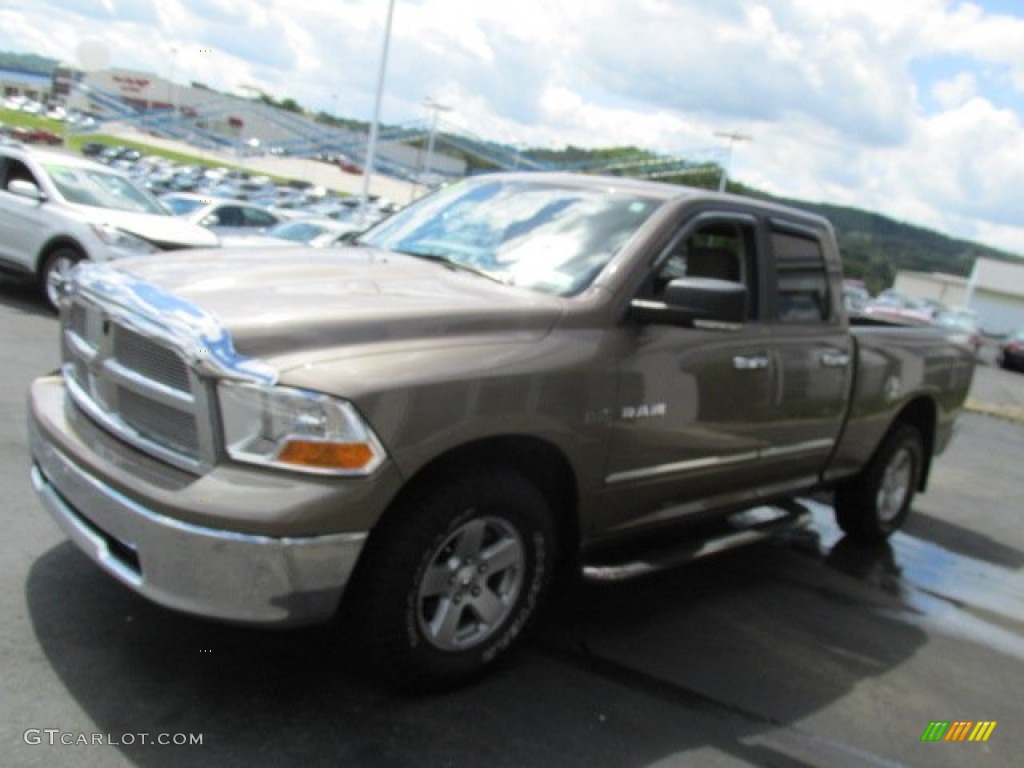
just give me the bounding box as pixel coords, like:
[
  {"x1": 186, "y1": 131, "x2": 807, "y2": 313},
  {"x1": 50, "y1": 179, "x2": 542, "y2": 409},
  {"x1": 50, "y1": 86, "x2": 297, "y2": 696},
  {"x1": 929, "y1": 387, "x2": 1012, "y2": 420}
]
[
  {"x1": 71, "y1": 205, "x2": 220, "y2": 249},
  {"x1": 95, "y1": 247, "x2": 564, "y2": 369}
]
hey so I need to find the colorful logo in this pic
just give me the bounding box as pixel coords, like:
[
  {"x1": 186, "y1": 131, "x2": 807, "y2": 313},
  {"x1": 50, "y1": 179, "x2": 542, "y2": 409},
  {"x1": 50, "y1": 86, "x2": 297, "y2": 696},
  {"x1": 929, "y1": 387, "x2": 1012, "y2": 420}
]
[{"x1": 920, "y1": 721, "x2": 997, "y2": 742}]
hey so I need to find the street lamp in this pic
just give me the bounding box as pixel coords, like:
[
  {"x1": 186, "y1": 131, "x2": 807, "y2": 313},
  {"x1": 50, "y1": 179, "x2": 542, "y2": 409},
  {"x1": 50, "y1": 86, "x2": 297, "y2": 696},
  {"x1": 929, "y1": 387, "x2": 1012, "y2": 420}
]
[
  {"x1": 714, "y1": 130, "x2": 752, "y2": 193},
  {"x1": 168, "y1": 45, "x2": 179, "y2": 117},
  {"x1": 359, "y1": 0, "x2": 397, "y2": 224},
  {"x1": 421, "y1": 97, "x2": 451, "y2": 189}
]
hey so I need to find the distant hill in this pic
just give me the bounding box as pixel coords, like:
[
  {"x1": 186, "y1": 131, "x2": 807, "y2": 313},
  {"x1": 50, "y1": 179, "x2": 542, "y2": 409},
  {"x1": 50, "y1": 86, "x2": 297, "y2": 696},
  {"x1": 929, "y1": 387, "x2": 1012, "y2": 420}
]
[
  {"x1": 0, "y1": 51, "x2": 57, "y2": 75},
  {"x1": 745, "y1": 193, "x2": 1019, "y2": 294},
  {"x1": 503, "y1": 144, "x2": 1021, "y2": 295}
]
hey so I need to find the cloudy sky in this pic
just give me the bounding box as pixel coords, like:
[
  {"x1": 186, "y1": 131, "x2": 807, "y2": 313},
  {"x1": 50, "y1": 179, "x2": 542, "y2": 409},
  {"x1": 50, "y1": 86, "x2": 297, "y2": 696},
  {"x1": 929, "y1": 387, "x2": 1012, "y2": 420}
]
[{"x1": 2, "y1": 0, "x2": 1023, "y2": 255}]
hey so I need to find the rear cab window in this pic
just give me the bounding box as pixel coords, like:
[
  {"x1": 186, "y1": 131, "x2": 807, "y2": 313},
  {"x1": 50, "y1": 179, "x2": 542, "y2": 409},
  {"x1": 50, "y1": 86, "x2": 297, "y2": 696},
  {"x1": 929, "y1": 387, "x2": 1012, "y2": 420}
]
[{"x1": 769, "y1": 223, "x2": 833, "y2": 324}]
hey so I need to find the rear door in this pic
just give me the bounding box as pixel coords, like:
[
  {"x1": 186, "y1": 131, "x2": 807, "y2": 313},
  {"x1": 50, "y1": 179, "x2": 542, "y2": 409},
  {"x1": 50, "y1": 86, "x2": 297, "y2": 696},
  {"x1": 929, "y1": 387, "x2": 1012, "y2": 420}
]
[{"x1": 758, "y1": 220, "x2": 853, "y2": 490}]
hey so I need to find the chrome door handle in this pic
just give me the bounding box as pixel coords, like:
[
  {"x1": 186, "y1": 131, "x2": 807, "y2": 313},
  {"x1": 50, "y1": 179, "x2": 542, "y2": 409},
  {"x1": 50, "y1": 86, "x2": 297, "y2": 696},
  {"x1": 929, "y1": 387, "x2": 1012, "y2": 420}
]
[
  {"x1": 820, "y1": 352, "x2": 851, "y2": 368},
  {"x1": 733, "y1": 355, "x2": 770, "y2": 370}
]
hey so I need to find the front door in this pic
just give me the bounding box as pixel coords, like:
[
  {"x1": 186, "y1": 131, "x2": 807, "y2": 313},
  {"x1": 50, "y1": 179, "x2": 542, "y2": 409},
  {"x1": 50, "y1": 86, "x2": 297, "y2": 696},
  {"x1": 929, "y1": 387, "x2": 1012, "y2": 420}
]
[{"x1": 599, "y1": 213, "x2": 784, "y2": 534}]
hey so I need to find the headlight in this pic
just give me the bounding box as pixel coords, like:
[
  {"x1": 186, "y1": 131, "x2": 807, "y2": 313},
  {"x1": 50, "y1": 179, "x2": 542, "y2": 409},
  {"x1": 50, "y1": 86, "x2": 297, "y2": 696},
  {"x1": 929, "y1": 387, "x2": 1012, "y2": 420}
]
[
  {"x1": 90, "y1": 223, "x2": 160, "y2": 256},
  {"x1": 217, "y1": 382, "x2": 386, "y2": 475}
]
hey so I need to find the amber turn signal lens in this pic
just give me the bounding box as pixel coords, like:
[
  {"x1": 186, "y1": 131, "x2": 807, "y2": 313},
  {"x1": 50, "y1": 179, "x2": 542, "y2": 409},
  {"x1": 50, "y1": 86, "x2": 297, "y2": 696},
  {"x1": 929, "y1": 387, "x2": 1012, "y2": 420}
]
[{"x1": 276, "y1": 440, "x2": 375, "y2": 470}]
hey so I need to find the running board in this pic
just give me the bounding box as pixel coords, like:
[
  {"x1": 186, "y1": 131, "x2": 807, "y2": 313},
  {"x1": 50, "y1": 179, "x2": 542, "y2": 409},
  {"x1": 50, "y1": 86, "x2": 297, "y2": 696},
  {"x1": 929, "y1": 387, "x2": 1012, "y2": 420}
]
[{"x1": 582, "y1": 501, "x2": 812, "y2": 582}]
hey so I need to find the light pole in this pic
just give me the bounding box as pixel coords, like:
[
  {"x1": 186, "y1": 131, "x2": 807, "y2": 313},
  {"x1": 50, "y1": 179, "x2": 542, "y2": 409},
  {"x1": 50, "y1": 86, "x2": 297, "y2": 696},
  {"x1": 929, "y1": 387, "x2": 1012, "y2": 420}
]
[
  {"x1": 359, "y1": 0, "x2": 397, "y2": 224},
  {"x1": 714, "y1": 130, "x2": 751, "y2": 193},
  {"x1": 168, "y1": 45, "x2": 179, "y2": 118},
  {"x1": 421, "y1": 97, "x2": 451, "y2": 190}
]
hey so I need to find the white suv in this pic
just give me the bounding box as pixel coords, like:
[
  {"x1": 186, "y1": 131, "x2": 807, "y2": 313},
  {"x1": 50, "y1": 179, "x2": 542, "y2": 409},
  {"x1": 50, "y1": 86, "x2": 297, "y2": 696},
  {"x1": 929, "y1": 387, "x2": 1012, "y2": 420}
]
[{"x1": 0, "y1": 144, "x2": 219, "y2": 310}]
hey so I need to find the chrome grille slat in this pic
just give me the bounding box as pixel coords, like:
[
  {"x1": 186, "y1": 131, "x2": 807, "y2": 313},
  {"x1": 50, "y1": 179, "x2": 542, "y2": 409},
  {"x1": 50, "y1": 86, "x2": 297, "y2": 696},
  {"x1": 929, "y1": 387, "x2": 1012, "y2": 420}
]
[
  {"x1": 69, "y1": 303, "x2": 88, "y2": 338},
  {"x1": 119, "y1": 387, "x2": 199, "y2": 455},
  {"x1": 61, "y1": 299, "x2": 210, "y2": 474},
  {"x1": 105, "y1": 360, "x2": 195, "y2": 408},
  {"x1": 114, "y1": 327, "x2": 190, "y2": 392}
]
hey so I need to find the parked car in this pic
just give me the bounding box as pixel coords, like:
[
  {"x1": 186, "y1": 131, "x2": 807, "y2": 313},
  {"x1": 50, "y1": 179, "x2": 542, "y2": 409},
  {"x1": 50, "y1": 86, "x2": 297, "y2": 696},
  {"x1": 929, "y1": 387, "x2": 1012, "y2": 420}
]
[
  {"x1": 97, "y1": 145, "x2": 131, "y2": 164},
  {"x1": 160, "y1": 192, "x2": 282, "y2": 236},
  {"x1": 997, "y1": 330, "x2": 1024, "y2": 372},
  {"x1": 863, "y1": 291, "x2": 934, "y2": 324},
  {"x1": 303, "y1": 197, "x2": 361, "y2": 221},
  {"x1": 80, "y1": 141, "x2": 108, "y2": 157},
  {"x1": 842, "y1": 280, "x2": 871, "y2": 314},
  {"x1": 934, "y1": 310, "x2": 982, "y2": 355},
  {"x1": 219, "y1": 217, "x2": 361, "y2": 249},
  {"x1": 8, "y1": 126, "x2": 63, "y2": 145},
  {"x1": 28, "y1": 173, "x2": 975, "y2": 689},
  {"x1": 0, "y1": 144, "x2": 219, "y2": 310}
]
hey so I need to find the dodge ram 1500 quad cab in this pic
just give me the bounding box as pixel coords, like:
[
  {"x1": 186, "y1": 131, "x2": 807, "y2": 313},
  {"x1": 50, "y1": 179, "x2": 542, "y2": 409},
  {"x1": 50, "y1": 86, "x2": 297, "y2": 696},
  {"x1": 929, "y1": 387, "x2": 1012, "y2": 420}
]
[{"x1": 28, "y1": 173, "x2": 974, "y2": 688}]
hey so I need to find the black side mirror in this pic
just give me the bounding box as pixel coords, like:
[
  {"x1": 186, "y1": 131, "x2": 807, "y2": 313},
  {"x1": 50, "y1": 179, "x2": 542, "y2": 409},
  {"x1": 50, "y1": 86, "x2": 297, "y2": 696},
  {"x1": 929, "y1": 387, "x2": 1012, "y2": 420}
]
[{"x1": 631, "y1": 277, "x2": 747, "y2": 327}]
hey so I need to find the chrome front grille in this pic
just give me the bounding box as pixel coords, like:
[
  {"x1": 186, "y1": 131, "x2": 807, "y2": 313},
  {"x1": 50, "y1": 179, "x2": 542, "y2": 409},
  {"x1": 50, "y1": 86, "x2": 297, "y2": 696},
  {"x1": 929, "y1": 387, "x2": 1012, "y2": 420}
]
[
  {"x1": 119, "y1": 387, "x2": 200, "y2": 455},
  {"x1": 114, "y1": 327, "x2": 191, "y2": 392},
  {"x1": 62, "y1": 298, "x2": 214, "y2": 474},
  {"x1": 69, "y1": 302, "x2": 88, "y2": 338}
]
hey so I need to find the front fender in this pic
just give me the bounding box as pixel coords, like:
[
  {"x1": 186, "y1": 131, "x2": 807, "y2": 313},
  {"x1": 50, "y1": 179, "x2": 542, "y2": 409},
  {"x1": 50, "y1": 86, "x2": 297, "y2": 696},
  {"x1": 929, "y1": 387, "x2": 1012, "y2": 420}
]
[{"x1": 277, "y1": 334, "x2": 615, "y2": 495}]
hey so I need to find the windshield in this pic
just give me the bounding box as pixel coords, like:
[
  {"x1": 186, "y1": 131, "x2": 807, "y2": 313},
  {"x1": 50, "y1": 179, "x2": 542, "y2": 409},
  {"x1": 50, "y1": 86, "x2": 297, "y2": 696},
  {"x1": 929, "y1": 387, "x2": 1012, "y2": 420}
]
[
  {"x1": 357, "y1": 178, "x2": 662, "y2": 296},
  {"x1": 161, "y1": 195, "x2": 206, "y2": 216},
  {"x1": 936, "y1": 312, "x2": 976, "y2": 331},
  {"x1": 268, "y1": 220, "x2": 329, "y2": 242},
  {"x1": 44, "y1": 163, "x2": 166, "y2": 214}
]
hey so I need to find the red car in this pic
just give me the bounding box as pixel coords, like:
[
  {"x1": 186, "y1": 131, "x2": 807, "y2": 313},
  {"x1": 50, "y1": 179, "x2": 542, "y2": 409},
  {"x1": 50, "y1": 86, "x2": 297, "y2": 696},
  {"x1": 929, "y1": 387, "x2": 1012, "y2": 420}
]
[
  {"x1": 998, "y1": 330, "x2": 1024, "y2": 372},
  {"x1": 11, "y1": 126, "x2": 63, "y2": 145}
]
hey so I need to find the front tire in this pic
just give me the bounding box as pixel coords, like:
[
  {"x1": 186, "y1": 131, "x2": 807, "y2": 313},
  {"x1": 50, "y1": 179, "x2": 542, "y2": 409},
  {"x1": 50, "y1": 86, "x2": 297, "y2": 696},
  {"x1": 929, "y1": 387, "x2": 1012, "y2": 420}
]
[
  {"x1": 835, "y1": 424, "x2": 924, "y2": 543},
  {"x1": 40, "y1": 247, "x2": 83, "y2": 312},
  {"x1": 349, "y1": 467, "x2": 557, "y2": 690}
]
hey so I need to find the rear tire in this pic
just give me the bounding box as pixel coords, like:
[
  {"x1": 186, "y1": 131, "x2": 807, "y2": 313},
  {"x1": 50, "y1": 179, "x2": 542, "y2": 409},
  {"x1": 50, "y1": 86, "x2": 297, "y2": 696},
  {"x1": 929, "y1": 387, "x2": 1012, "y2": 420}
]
[
  {"x1": 835, "y1": 424, "x2": 924, "y2": 543},
  {"x1": 348, "y1": 467, "x2": 557, "y2": 691},
  {"x1": 40, "y1": 247, "x2": 83, "y2": 312}
]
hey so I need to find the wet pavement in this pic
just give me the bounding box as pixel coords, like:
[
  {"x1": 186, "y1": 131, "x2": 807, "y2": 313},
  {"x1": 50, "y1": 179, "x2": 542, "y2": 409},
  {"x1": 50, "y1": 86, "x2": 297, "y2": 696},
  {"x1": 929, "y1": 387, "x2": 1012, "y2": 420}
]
[{"x1": 1, "y1": 282, "x2": 1021, "y2": 767}]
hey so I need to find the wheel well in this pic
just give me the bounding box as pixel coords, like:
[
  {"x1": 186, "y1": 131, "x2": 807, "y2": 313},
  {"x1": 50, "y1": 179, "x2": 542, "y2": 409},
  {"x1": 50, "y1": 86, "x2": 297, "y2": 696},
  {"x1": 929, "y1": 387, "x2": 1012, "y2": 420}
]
[
  {"x1": 388, "y1": 436, "x2": 581, "y2": 567},
  {"x1": 891, "y1": 396, "x2": 937, "y2": 491},
  {"x1": 36, "y1": 238, "x2": 85, "y2": 277}
]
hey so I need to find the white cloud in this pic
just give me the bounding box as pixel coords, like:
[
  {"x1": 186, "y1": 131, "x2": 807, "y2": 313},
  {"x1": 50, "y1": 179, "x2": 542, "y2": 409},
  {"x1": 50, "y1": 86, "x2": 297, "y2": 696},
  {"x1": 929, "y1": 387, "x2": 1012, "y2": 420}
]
[
  {"x1": 0, "y1": 0, "x2": 1022, "y2": 256},
  {"x1": 933, "y1": 73, "x2": 978, "y2": 109}
]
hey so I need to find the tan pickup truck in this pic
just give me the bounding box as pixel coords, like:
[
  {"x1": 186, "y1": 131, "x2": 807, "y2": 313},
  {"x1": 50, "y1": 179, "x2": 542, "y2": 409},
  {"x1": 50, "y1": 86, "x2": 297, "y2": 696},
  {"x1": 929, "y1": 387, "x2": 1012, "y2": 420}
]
[{"x1": 28, "y1": 173, "x2": 974, "y2": 688}]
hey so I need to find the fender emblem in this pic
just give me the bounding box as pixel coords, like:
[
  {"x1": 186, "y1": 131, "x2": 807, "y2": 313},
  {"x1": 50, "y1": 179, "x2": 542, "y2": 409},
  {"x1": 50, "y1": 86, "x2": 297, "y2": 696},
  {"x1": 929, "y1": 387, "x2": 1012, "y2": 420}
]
[{"x1": 621, "y1": 403, "x2": 667, "y2": 420}]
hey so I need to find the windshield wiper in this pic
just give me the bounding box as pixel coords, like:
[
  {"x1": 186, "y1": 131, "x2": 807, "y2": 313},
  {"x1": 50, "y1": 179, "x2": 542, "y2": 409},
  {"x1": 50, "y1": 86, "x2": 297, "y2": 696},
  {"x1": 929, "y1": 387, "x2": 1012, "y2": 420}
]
[{"x1": 396, "y1": 250, "x2": 509, "y2": 285}]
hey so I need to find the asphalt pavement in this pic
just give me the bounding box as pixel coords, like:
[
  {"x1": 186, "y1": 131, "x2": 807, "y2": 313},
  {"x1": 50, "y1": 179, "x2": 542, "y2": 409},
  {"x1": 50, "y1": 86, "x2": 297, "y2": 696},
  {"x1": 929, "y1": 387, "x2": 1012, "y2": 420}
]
[{"x1": 1, "y1": 277, "x2": 1021, "y2": 767}]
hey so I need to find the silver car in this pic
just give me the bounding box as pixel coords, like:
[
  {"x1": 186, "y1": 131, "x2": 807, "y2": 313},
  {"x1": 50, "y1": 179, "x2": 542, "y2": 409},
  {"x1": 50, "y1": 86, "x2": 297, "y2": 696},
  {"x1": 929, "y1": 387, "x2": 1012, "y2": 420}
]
[
  {"x1": 0, "y1": 145, "x2": 219, "y2": 310},
  {"x1": 218, "y1": 217, "x2": 362, "y2": 249},
  {"x1": 159, "y1": 193, "x2": 282, "y2": 237}
]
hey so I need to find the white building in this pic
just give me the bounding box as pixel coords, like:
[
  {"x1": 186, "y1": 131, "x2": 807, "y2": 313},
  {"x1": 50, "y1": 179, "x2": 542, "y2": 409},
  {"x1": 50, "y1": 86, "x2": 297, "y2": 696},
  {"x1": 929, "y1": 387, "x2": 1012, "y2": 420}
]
[
  {"x1": 0, "y1": 68, "x2": 52, "y2": 103},
  {"x1": 894, "y1": 257, "x2": 1024, "y2": 335}
]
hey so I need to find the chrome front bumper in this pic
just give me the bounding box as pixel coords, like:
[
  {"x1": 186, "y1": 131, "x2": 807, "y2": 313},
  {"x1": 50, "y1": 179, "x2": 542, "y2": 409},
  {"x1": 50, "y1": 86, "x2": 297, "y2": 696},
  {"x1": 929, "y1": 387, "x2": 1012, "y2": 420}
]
[{"x1": 29, "y1": 422, "x2": 367, "y2": 626}]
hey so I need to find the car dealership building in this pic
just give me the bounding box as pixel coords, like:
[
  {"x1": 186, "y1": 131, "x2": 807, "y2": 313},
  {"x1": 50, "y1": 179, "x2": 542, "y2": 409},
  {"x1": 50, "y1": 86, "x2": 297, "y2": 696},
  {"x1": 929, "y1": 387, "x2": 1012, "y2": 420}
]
[{"x1": 894, "y1": 258, "x2": 1024, "y2": 335}]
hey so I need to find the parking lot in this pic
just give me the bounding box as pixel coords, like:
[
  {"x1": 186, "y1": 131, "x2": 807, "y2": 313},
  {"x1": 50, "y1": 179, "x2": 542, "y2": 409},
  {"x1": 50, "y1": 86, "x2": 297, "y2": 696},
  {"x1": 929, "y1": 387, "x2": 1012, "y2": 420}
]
[{"x1": 0, "y1": 279, "x2": 1021, "y2": 768}]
